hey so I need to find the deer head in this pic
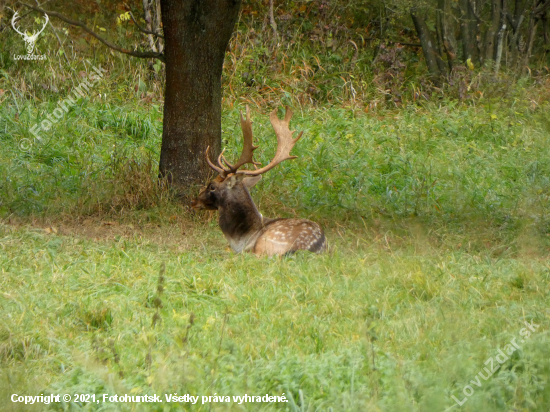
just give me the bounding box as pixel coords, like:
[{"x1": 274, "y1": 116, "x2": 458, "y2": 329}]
[
  {"x1": 12, "y1": 11, "x2": 49, "y2": 55},
  {"x1": 192, "y1": 107, "x2": 326, "y2": 256}
]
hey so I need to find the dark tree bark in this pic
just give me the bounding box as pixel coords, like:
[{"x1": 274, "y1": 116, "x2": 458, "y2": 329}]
[
  {"x1": 542, "y1": 8, "x2": 549, "y2": 46},
  {"x1": 521, "y1": 0, "x2": 542, "y2": 73},
  {"x1": 513, "y1": 0, "x2": 525, "y2": 27},
  {"x1": 459, "y1": 0, "x2": 480, "y2": 63},
  {"x1": 436, "y1": 0, "x2": 447, "y2": 60},
  {"x1": 467, "y1": 0, "x2": 482, "y2": 61},
  {"x1": 159, "y1": 0, "x2": 242, "y2": 189},
  {"x1": 522, "y1": 20, "x2": 539, "y2": 73},
  {"x1": 495, "y1": 0, "x2": 508, "y2": 72},
  {"x1": 437, "y1": 0, "x2": 458, "y2": 71},
  {"x1": 483, "y1": 0, "x2": 502, "y2": 63},
  {"x1": 508, "y1": 0, "x2": 527, "y2": 69},
  {"x1": 411, "y1": 8, "x2": 447, "y2": 79}
]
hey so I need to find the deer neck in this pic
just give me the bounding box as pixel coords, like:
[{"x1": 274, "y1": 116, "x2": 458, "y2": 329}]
[{"x1": 218, "y1": 188, "x2": 265, "y2": 253}]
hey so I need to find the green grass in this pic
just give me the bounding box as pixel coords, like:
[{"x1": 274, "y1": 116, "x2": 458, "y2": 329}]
[
  {"x1": 0, "y1": 220, "x2": 549, "y2": 411},
  {"x1": 1, "y1": 33, "x2": 550, "y2": 411},
  {"x1": 2, "y1": 87, "x2": 550, "y2": 246}
]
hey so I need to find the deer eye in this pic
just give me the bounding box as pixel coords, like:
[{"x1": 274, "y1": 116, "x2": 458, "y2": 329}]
[{"x1": 208, "y1": 184, "x2": 215, "y2": 192}]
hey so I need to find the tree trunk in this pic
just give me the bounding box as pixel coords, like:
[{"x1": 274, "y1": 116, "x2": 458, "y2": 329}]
[
  {"x1": 143, "y1": 0, "x2": 157, "y2": 53},
  {"x1": 411, "y1": 8, "x2": 446, "y2": 79},
  {"x1": 483, "y1": 0, "x2": 502, "y2": 63},
  {"x1": 154, "y1": 0, "x2": 164, "y2": 54},
  {"x1": 459, "y1": 0, "x2": 479, "y2": 63},
  {"x1": 513, "y1": 0, "x2": 524, "y2": 26},
  {"x1": 542, "y1": 8, "x2": 549, "y2": 46},
  {"x1": 509, "y1": 0, "x2": 527, "y2": 70},
  {"x1": 495, "y1": 0, "x2": 508, "y2": 72},
  {"x1": 509, "y1": 13, "x2": 525, "y2": 69},
  {"x1": 467, "y1": 0, "x2": 482, "y2": 62},
  {"x1": 436, "y1": 0, "x2": 446, "y2": 58},
  {"x1": 522, "y1": 8, "x2": 540, "y2": 74},
  {"x1": 159, "y1": 0, "x2": 242, "y2": 189},
  {"x1": 438, "y1": 0, "x2": 458, "y2": 71}
]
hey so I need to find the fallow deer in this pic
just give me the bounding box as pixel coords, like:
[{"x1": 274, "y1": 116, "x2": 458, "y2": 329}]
[{"x1": 191, "y1": 107, "x2": 326, "y2": 256}]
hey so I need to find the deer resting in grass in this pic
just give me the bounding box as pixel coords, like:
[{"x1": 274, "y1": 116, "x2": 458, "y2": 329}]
[{"x1": 191, "y1": 107, "x2": 326, "y2": 256}]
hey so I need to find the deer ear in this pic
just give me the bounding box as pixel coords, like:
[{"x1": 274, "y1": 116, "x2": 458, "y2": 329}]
[{"x1": 242, "y1": 175, "x2": 262, "y2": 189}]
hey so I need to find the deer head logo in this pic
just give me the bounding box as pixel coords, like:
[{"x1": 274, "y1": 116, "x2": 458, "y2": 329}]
[{"x1": 11, "y1": 11, "x2": 49, "y2": 55}]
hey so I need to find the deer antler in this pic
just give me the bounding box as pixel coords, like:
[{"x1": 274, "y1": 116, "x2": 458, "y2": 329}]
[
  {"x1": 205, "y1": 105, "x2": 261, "y2": 177},
  {"x1": 205, "y1": 146, "x2": 229, "y2": 176},
  {"x1": 205, "y1": 106, "x2": 302, "y2": 178},
  {"x1": 220, "y1": 106, "x2": 261, "y2": 173},
  {"x1": 34, "y1": 13, "x2": 49, "y2": 37},
  {"x1": 11, "y1": 12, "x2": 26, "y2": 36},
  {"x1": 236, "y1": 107, "x2": 302, "y2": 176},
  {"x1": 11, "y1": 12, "x2": 49, "y2": 37}
]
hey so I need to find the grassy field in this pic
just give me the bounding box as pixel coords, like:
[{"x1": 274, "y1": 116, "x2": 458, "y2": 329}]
[
  {"x1": 1, "y1": 217, "x2": 549, "y2": 412},
  {"x1": 1, "y1": 48, "x2": 550, "y2": 411}
]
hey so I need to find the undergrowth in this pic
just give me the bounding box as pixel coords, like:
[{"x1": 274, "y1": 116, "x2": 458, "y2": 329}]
[{"x1": 1, "y1": 78, "x2": 549, "y2": 256}]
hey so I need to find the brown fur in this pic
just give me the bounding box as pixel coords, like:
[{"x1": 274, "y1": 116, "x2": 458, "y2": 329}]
[
  {"x1": 192, "y1": 106, "x2": 326, "y2": 256},
  {"x1": 191, "y1": 175, "x2": 325, "y2": 256}
]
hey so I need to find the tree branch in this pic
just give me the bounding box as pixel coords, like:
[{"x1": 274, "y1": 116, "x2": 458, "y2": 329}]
[
  {"x1": 37, "y1": 0, "x2": 71, "y2": 65},
  {"x1": 534, "y1": 0, "x2": 550, "y2": 15},
  {"x1": 1, "y1": 0, "x2": 52, "y2": 33},
  {"x1": 411, "y1": 8, "x2": 446, "y2": 79},
  {"x1": 127, "y1": 10, "x2": 164, "y2": 39},
  {"x1": 17, "y1": 1, "x2": 164, "y2": 62},
  {"x1": 467, "y1": 0, "x2": 483, "y2": 23},
  {"x1": 268, "y1": 0, "x2": 278, "y2": 39}
]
